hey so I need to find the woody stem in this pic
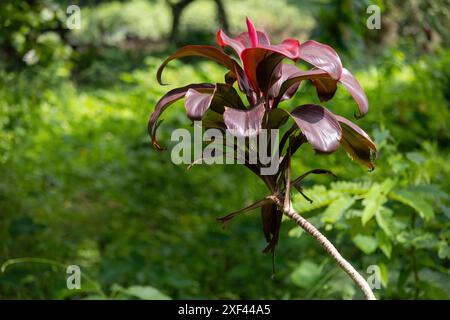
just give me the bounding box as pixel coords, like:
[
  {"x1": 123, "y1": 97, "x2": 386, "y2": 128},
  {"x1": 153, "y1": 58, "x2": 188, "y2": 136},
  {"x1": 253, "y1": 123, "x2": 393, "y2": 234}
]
[{"x1": 269, "y1": 195, "x2": 376, "y2": 300}]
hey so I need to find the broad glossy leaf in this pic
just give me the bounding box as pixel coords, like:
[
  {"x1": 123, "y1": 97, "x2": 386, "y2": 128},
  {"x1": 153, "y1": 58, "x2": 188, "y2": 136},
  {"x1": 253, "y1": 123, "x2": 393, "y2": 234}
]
[
  {"x1": 223, "y1": 103, "x2": 265, "y2": 137},
  {"x1": 148, "y1": 83, "x2": 214, "y2": 150},
  {"x1": 339, "y1": 68, "x2": 369, "y2": 117},
  {"x1": 334, "y1": 115, "x2": 376, "y2": 169},
  {"x1": 311, "y1": 76, "x2": 338, "y2": 102},
  {"x1": 298, "y1": 40, "x2": 342, "y2": 80},
  {"x1": 240, "y1": 48, "x2": 283, "y2": 93},
  {"x1": 290, "y1": 104, "x2": 342, "y2": 153},
  {"x1": 156, "y1": 45, "x2": 236, "y2": 85},
  {"x1": 184, "y1": 89, "x2": 214, "y2": 120},
  {"x1": 185, "y1": 83, "x2": 246, "y2": 121},
  {"x1": 268, "y1": 64, "x2": 303, "y2": 103},
  {"x1": 275, "y1": 68, "x2": 329, "y2": 104}
]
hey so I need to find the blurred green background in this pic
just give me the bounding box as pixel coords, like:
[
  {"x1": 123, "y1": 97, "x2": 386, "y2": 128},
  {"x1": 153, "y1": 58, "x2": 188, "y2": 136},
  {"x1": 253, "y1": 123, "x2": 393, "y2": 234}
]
[{"x1": 0, "y1": 0, "x2": 449, "y2": 299}]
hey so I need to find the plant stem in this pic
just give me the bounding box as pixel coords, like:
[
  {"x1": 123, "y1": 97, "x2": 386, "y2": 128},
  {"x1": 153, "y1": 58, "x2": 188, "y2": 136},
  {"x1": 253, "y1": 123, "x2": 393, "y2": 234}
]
[{"x1": 269, "y1": 195, "x2": 376, "y2": 300}]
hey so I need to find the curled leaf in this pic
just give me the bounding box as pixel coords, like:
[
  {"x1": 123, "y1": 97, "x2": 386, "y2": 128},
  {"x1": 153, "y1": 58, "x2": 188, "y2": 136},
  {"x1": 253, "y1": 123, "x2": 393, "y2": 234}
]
[
  {"x1": 157, "y1": 45, "x2": 236, "y2": 85},
  {"x1": 290, "y1": 104, "x2": 342, "y2": 153},
  {"x1": 148, "y1": 83, "x2": 215, "y2": 150},
  {"x1": 335, "y1": 115, "x2": 376, "y2": 169}
]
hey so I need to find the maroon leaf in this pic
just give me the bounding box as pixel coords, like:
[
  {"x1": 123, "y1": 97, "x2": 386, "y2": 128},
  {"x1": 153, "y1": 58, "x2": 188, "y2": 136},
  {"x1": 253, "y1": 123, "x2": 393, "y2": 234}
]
[
  {"x1": 156, "y1": 45, "x2": 236, "y2": 85},
  {"x1": 261, "y1": 203, "x2": 283, "y2": 253},
  {"x1": 185, "y1": 83, "x2": 246, "y2": 121},
  {"x1": 217, "y1": 197, "x2": 271, "y2": 226},
  {"x1": 223, "y1": 103, "x2": 265, "y2": 137},
  {"x1": 269, "y1": 64, "x2": 302, "y2": 102},
  {"x1": 184, "y1": 89, "x2": 214, "y2": 120},
  {"x1": 311, "y1": 76, "x2": 338, "y2": 102},
  {"x1": 241, "y1": 49, "x2": 288, "y2": 94},
  {"x1": 298, "y1": 40, "x2": 342, "y2": 80},
  {"x1": 334, "y1": 115, "x2": 376, "y2": 169},
  {"x1": 216, "y1": 28, "x2": 270, "y2": 56},
  {"x1": 339, "y1": 68, "x2": 369, "y2": 118},
  {"x1": 290, "y1": 104, "x2": 342, "y2": 153},
  {"x1": 148, "y1": 83, "x2": 214, "y2": 150},
  {"x1": 216, "y1": 17, "x2": 271, "y2": 56},
  {"x1": 275, "y1": 68, "x2": 329, "y2": 105}
]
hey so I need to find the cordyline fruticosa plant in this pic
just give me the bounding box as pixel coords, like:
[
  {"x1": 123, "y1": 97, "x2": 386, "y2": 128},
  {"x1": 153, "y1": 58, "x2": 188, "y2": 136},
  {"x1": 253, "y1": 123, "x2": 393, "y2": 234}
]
[{"x1": 149, "y1": 18, "x2": 377, "y2": 299}]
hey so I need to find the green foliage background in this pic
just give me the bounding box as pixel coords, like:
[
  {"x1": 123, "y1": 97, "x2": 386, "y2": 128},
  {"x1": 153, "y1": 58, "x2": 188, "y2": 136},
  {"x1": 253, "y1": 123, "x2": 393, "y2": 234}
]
[{"x1": 0, "y1": 0, "x2": 449, "y2": 299}]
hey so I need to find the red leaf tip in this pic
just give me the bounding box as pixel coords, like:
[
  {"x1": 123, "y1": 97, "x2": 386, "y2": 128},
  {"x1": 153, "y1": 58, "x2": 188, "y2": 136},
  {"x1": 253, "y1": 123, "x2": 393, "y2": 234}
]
[{"x1": 245, "y1": 17, "x2": 258, "y2": 48}]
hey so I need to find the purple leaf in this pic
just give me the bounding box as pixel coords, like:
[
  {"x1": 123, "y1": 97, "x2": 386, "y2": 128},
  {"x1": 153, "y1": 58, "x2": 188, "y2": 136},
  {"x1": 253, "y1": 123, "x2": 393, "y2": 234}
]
[
  {"x1": 334, "y1": 115, "x2": 376, "y2": 169},
  {"x1": 156, "y1": 45, "x2": 236, "y2": 85},
  {"x1": 339, "y1": 68, "x2": 369, "y2": 118},
  {"x1": 223, "y1": 103, "x2": 265, "y2": 137},
  {"x1": 275, "y1": 68, "x2": 329, "y2": 105},
  {"x1": 148, "y1": 83, "x2": 214, "y2": 150},
  {"x1": 298, "y1": 40, "x2": 342, "y2": 80},
  {"x1": 261, "y1": 203, "x2": 283, "y2": 253},
  {"x1": 185, "y1": 89, "x2": 214, "y2": 120},
  {"x1": 290, "y1": 104, "x2": 342, "y2": 153},
  {"x1": 311, "y1": 76, "x2": 338, "y2": 102},
  {"x1": 216, "y1": 29, "x2": 270, "y2": 57},
  {"x1": 185, "y1": 83, "x2": 246, "y2": 121}
]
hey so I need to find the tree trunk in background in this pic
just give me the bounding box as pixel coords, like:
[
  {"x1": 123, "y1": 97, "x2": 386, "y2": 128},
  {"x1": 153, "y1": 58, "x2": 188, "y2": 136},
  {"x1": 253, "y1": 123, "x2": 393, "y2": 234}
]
[
  {"x1": 214, "y1": 0, "x2": 229, "y2": 33},
  {"x1": 168, "y1": 0, "x2": 230, "y2": 44},
  {"x1": 168, "y1": 0, "x2": 195, "y2": 44}
]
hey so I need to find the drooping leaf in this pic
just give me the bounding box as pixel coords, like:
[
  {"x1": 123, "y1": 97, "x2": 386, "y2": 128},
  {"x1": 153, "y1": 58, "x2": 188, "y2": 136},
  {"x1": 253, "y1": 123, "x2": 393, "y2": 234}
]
[
  {"x1": 261, "y1": 203, "x2": 283, "y2": 253},
  {"x1": 184, "y1": 89, "x2": 214, "y2": 120},
  {"x1": 185, "y1": 83, "x2": 246, "y2": 121},
  {"x1": 148, "y1": 83, "x2": 214, "y2": 150},
  {"x1": 298, "y1": 40, "x2": 343, "y2": 80},
  {"x1": 223, "y1": 103, "x2": 265, "y2": 137},
  {"x1": 290, "y1": 104, "x2": 342, "y2": 153},
  {"x1": 334, "y1": 115, "x2": 377, "y2": 170},
  {"x1": 156, "y1": 45, "x2": 236, "y2": 85},
  {"x1": 275, "y1": 68, "x2": 330, "y2": 105},
  {"x1": 311, "y1": 76, "x2": 338, "y2": 102},
  {"x1": 339, "y1": 68, "x2": 369, "y2": 118},
  {"x1": 217, "y1": 197, "x2": 271, "y2": 226}
]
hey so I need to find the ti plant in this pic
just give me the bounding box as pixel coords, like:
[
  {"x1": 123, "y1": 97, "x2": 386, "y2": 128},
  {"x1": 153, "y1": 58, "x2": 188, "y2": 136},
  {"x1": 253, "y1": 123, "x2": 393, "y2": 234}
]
[{"x1": 149, "y1": 18, "x2": 377, "y2": 299}]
